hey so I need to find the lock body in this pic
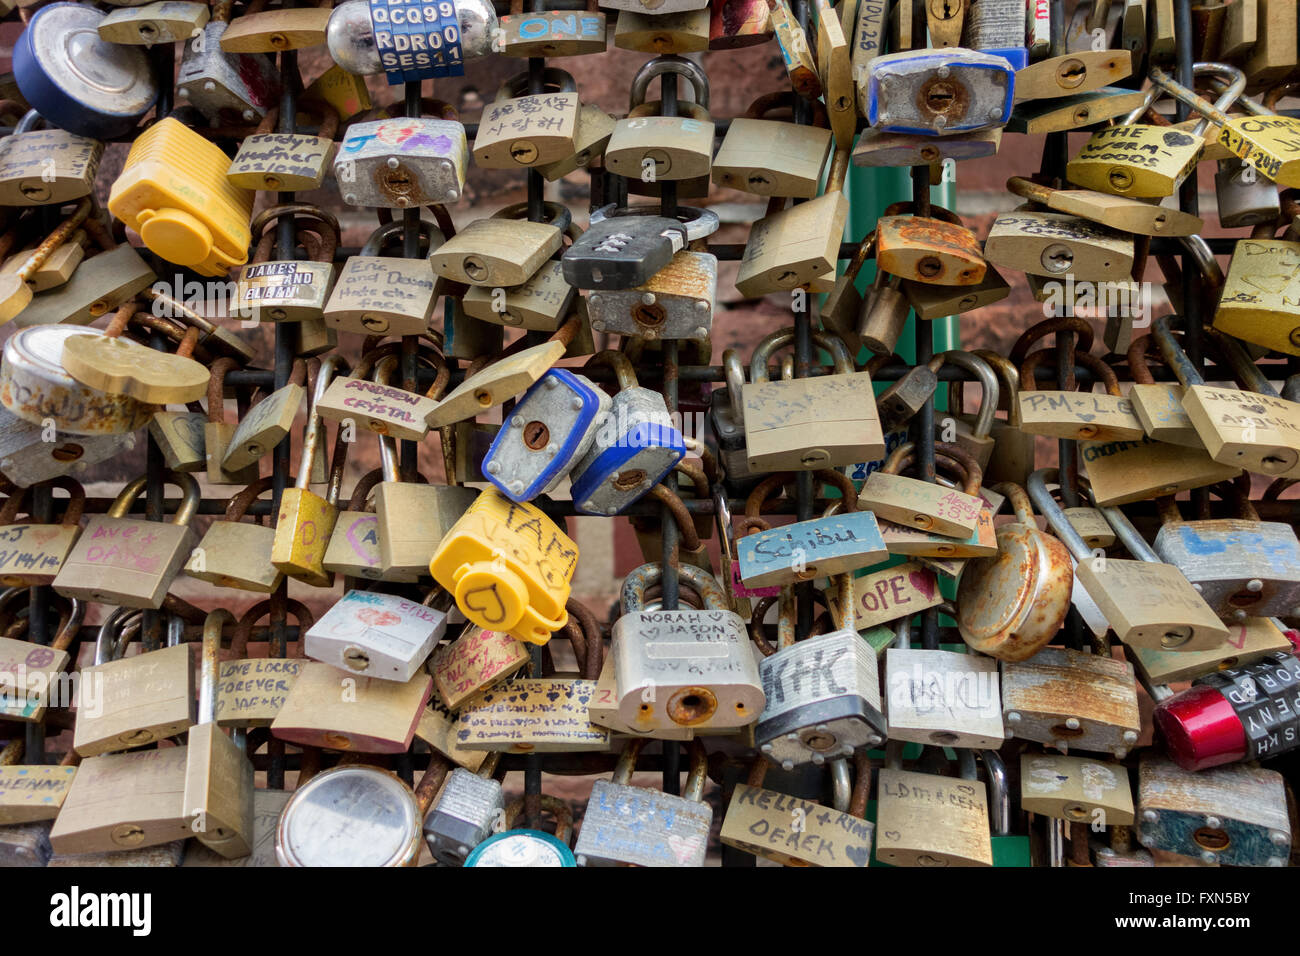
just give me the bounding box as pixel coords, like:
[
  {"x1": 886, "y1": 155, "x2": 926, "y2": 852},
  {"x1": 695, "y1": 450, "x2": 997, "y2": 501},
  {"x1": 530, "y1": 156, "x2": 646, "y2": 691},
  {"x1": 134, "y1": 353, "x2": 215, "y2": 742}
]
[
  {"x1": 573, "y1": 782, "x2": 711, "y2": 866},
  {"x1": 1001, "y1": 647, "x2": 1141, "y2": 758},
  {"x1": 1019, "y1": 753, "x2": 1135, "y2": 825},
  {"x1": 571, "y1": 387, "x2": 685, "y2": 516},
  {"x1": 335, "y1": 118, "x2": 467, "y2": 207},
  {"x1": 374, "y1": 483, "x2": 477, "y2": 582},
  {"x1": 431, "y1": 624, "x2": 530, "y2": 711},
  {"x1": 1074, "y1": 557, "x2": 1231, "y2": 651},
  {"x1": 1152, "y1": 519, "x2": 1300, "y2": 621},
  {"x1": 875, "y1": 767, "x2": 994, "y2": 867},
  {"x1": 186, "y1": 520, "x2": 280, "y2": 593},
  {"x1": 1214, "y1": 239, "x2": 1300, "y2": 357},
  {"x1": 885, "y1": 648, "x2": 1005, "y2": 749},
  {"x1": 272, "y1": 662, "x2": 432, "y2": 753},
  {"x1": 454, "y1": 678, "x2": 611, "y2": 752},
  {"x1": 73, "y1": 643, "x2": 195, "y2": 757},
  {"x1": 587, "y1": 250, "x2": 716, "y2": 340},
  {"x1": 737, "y1": 511, "x2": 888, "y2": 588},
  {"x1": 306, "y1": 590, "x2": 447, "y2": 683},
  {"x1": 743, "y1": 372, "x2": 884, "y2": 472},
  {"x1": 53, "y1": 517, "x2": 196, "y2": 609},
  {"x1": 323, "y1": 258, "x2": 437, "y2": 336},
  {"x1": 0, "y1": 129, "x2": 102, "y2": 207},
  {"x1": 424, "y1": 768, "x2": 504, "y2": 866},
  {"x1": 177, "y1": 20, "x2": 278, "y2": 124},
  {"x1": 866, "y1": 49, "x2": 1015, "y2": 134}
]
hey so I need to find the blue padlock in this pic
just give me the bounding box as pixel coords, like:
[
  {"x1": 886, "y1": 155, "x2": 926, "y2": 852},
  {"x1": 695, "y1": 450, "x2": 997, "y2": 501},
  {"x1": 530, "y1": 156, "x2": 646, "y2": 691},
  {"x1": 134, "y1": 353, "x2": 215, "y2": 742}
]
[{"x1": 865, "y1": 48, "x2": 1015, "y2": 135}]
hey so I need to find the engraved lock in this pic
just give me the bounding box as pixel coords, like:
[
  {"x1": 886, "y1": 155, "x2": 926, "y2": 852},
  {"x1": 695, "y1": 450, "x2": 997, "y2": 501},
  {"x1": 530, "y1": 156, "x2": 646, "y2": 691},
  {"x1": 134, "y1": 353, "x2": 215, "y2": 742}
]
[
  {"x1": 228, "y1": 100, "x2": 339, "y2": 193},
  {"x1": 605, "y1": 56, "x2": 715, "y2": 182},
  {"x1": 584, "y1": 214, "x2": 718, "y2": 341},
  {"x1": 150, "y1": 408, "x2": 207, "y2": 474},
  {"x1": 865, "y1": 48, "x2": 1015, "y2": 135},
  {"x1": 473, "y1": 69, "x2": 581, "y2": 169},
  {"x1": 0, "y1": 589, "x2": 82, "y2": 722},
  {"x1": 499, "y1": 0, "x2": 606, "y2": 57},
  {"x1": 962, "y1": 0, "x2": 1025, "y2": 61},
  {"x1": 323, "y1": 220, "x2": 441, "y2": 336},
  {"x1": 1152, "y1": 484, "x2": 1300, "y2": 623},
  {"x1": 0, "y1": 111, "x2": 103, "y2": 208},
  {"x1": 574, "y1": 739, "x2": 713, "y2": 867},
  {"x1": 742, "y1": 328, "x2": 885, "y2": 472},
  {"x1": 97, "y1": 0, "x2": 210, "y2": 45},
  {"x1": 335, "y1": 102, "x2": 467, "y2": 207},
  {"x1": 429, "y1": 201, "x2": 567, "y2": 288},
  {"x1": 956, "y1": 479, "x2": 1073, "y2": 661},
  {"x1": 613, "y1": 563, "x2": 765, "y2": 732},
  {"x1": 985, "y1": 209, "x2": 1135, "y2": 281},
  {"x1": 429, "y1": 488, "x2": 578, "y2": 646},
  {"x1": 185, "y1": 476, "x2": 283, "y2": 593},
  {"x1": 423, "y1": 753, "x2": 506, "y2": 866},
  {"x1": 13, "y1": 3, "x2": 158, "y2": 139},
  {"x1": 53, "y1": 471, "x2": 201, "y2": 610},
  {"x1": 713, "y1": 92, "x2": 833, "y2": 198},
  {"x1": 176, "y1": 1, "x2": 279, "y2": 125},
  {"x1": 182, "y1": 609, "x2": 255, "y2": 861},
  {"x1": 1029, "y1": 469, "x2": 1230, "y2": 653},
  {"x1": 569, "y1": 351, "x2": 685, "y2": 516},
  {"x1": 276, "y1": 765, "x2": 426, "y2": 866},
  {"x1": 1005, "y1": 175, "x2": 1205, "y2": 237},
  {"x1": 0, "y1": 478, "x2": 85, "y2": 587},
  {"x1": 108, "y1": 117, "x2": 254, "y2": 277},
  {"x1": 306, "y1": 589, "x2": 447, "y2": 683},
  {"x1": 1156, "y1": 315, "x2": 1300, "y2": 479},
  {"x1": 214, "y1": 599, "x2": 309, "y2": 729},
  {"x1": 1137, "y1": 755, "x2": 1291, "y2": 867},
  {"x1": 874, "y1": 745, "x2": 995, "y2": 867},
  {"x1": 71, "y1": 607, "x2": 196, "y2": 757}
]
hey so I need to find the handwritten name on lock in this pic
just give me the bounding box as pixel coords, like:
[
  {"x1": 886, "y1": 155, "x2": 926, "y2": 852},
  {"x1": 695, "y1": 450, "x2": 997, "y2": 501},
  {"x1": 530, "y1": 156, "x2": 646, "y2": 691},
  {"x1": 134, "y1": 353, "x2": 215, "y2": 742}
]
[
  {"x1": 737, "y1": 512, "x2": 887, "y2": 587},
  {"x1": 586, "y1": 784, "x2": 709, "y2": 860},
  {"x1": 477, "y1": 94, "x2": 578, "y2": 141},
  {"x1": 327, "y1": 590, "x2": 445, "y2": 650},
  {"x1": 1073, "y1": 126, "x2": 1198, "y2": 168},
  {"x1": 625, "y1": 611, "x2": 753, "y2": 676},
  {"x1": 1195, "y1": 388, "x2": 1300, "y2": 432},
  {"x1": 0, "y1": 131, "x2": 99, "y2": 181},
  {"x1": 743, "y1": 374, "x2": 876, "y2": 430},
  {"x1": 0, "y1": 380, "x2": 135, "y2": 434},
  {"x1": 1021, "y1": 391, "x2": 1136, "y2": 418},
  {"x1": 854, "y1": 0, "x2": 886, "y2": 54},
  {"x1": 434, "y1": 626, "x2": 528, "y2": 700},
  {"x1": 216, "y1": 659, "x2": 301, "y2": 719},
  {"x1": 727, "y1": 785, "x2": 874, "y2": 867},
  {"x1": 853, "y1": 560, "x2": 941, "y2": 629},
  {"x1": 334, "y1": 257, "x2": 435, "y2": 308},
  {"x1": 341, "y1": 120, "x2": 460, "y2": 160},
  {"x1": 334, "y1": 378, "x2": 426, "y2": 428},
  {"x1": 879, "y1": 771, "x2": 988, "y2": 815},
  {"x1": 455, "y1": 678, "x2": 609, "y2": 748},
  {"x1": 485, "y1": 500, "x2": 580, "y2": 593},
  {"x1": 0, "y1": 765, "x2": 75, "y2": 801},
  {"x1": 0, "y1": 525, "x2": 69, "y2": 576},
  {"x1": 229, "y1": 134, "x2": 333, "y2": 181},
  {"x1": 79, "y1": 523, "x2": 170, "y2": 573}
]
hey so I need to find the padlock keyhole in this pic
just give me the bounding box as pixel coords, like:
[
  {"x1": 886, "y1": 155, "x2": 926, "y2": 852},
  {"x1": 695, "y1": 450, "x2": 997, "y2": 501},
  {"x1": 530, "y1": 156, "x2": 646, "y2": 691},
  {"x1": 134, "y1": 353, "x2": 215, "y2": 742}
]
[
  {"x1": 523, "y1": 421, "x2": 551, "y2": 450},
  {"x1": 50, "y1": 443, "x2": 84, "y2": 463},
  {"x1": 1049, "y1": 722, "x2": 1085, "y2": 739},
  {"x1": 1193, "y1": 827, "x2": 1230, "y2": 852},
  {"x1": 925, "y1": 82, "x2": 956, "y2": 112}
]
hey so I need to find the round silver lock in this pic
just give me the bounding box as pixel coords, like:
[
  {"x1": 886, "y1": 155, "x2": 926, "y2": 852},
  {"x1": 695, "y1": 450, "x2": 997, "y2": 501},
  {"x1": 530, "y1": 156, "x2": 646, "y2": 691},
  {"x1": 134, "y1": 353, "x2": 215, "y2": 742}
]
[{"x1": 276, "y1": 765, "x2": 422, "y2": 867}]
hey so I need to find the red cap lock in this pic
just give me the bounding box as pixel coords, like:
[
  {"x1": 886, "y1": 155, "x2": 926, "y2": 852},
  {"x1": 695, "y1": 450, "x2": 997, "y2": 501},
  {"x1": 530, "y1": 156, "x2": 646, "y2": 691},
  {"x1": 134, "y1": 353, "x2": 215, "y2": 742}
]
[{"x1": 1154, "y1": 684, "x2": 1249, "y2": 772}]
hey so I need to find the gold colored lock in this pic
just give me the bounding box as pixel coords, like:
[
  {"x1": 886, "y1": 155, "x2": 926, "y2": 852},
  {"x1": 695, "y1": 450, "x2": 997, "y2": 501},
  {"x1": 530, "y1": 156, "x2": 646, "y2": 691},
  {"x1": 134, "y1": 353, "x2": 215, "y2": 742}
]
[
  {"x1": 0, "y1": 477, "x2": 85, "y2": 587},
  {"x1": 0, "y1": 111, "x2": 102, "y2": 208},
  {"x1": 1018, "y1": 347, "x2": 1145, "y2": 442},
  {"x1": 876, "y1": 201, "x2": 985, "y2": 286},
  {"x1": 215, "y1": 599, "x2": 309, "y2": 728},
  {"x1": 429, "y1": 201, "x2": 565, "y2": 288},
  {"x1": 219, "y1": 3, "x2": 331, "y2": 52},
  {"x1": 499, "y1": 0, "x2": 607, "y2": 57},
  {"x1": 0, "y1": 590, "x2": 83, "y2": 723},
  {"x1": 227, "y1": 100, "x2": 338, "y2": 192},
  {"x1": 1214, "y1": 238, "x2": 1300, "y2": 356},
  {"x1": 149, "y1": 409, "x2": 207, "y2": 473},
  {"x1": 713, "y1": 92, "x2": 832, "y2": 198},
  {"x1": 185, "y1": 477, "x2": 283, "y2": 593},
  {"x1": 615, "y1": 7, "x2": 710, "y2": 52},
  {"x1": 97, "y1": 0, "x2": 210, "y2": 45},
  {"x1": 605, "y1": 57, "x2": 716, "y2": 183},
  {"x1": 472, "y1": 69, "x2": 581, "y2": 168},
  {"x1": 429, "y1": 488, "x2": 578, "y2": 646}
]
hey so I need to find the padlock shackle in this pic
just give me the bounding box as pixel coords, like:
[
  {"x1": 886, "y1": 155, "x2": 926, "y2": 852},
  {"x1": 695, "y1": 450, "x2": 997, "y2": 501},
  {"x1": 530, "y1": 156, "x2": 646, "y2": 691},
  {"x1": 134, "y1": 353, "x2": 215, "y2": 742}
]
[
  {"x1": 620, "y1": 561, "x2": 727, "y2": 614},
  {"x1": 830, "y1": 570, "x2": 854, "y2": 631},
  {"x1": 682, "y1": 738, "x2": 709, "y2": 803},
  {"x1": 198, "y1": 608, "x2": 236, "y2": 726},
  {"x1": 1009, "y1": 315, "x2": 1095, "y2": 366},
  {"x1": 748, "y1": 328, "x2": 854, "y2": 382},
  {"x1": 721, "y1": 349, "x2": 746, "y2": 424},
  {"x1": 1150, "y1": 315, "x2": 1205, "y2": 388},
  {"x1": 108, "y1": 471, "x2": 201, "y2": 525},
  {"x1": 612, "y1": 737, "x2": 646, "y2": 785},
  {"x1": 226, "y1": 475, "x2": 276, "y2": 523},
  {"x1": 1207, "y1": 326, "x2": 1280, "y2": 397},
  {"x1": 1090, "y1": 496, "x2": 1161, "y2": 564},
  {"x1": 94, "y1": 605, "x2": 136, "y2": 666},
  {"x1": 629, "y1": 54, "x2": 709, "y2": 111},
  {"x1": 497, "y1": 67, "x2": 579, "y2": 102},
  {"x1": 940, "y1": 350, "x2": 999, "y2": 440},
  {"x1": 493, "y1": 200, "x2": 573, "y2": 235},
  {"x1": 972, "y1": 349, "x2": 1022, "y2": 424},
  {"x1": 50, "y1": 598, "x2": 84, "y2": 653},
  {"x1": 1149, "y1": 63, "x2": 1246, "y2": 137},
  {"x1": 298, "y1": 354, "x2": 345, "y2": 490},
  {"x1": 584, "y1": 349, "x2": 638, "y2": 391},
  {"x1": 981, "y1": 750, "x2": 1010, "y2": 836},
  {"x1": 232, "y1": 598, "x2": 313, "y2": 656},
  {"x1": 777, "y1": 584, "x2": 796, "y2": 650},
  {"x1": 1026, "y1": 468, "x2": 1095, "y2": 562}
]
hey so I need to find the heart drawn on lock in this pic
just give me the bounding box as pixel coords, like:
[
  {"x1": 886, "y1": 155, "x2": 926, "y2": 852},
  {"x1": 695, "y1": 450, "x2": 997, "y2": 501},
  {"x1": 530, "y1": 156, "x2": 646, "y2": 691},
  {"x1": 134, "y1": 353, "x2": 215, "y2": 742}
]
[
  {"x1": 846, "y1": 845, "x2": 871, "y2": 867},
  {"x1": 908, "y1": 570, "x2": 935, "y2": 600}
]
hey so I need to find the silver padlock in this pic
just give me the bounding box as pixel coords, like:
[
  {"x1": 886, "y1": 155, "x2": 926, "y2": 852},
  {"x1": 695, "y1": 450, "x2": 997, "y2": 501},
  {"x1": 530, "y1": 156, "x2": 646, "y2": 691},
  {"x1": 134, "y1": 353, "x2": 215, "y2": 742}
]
[
  {"x1": 325, "y1": 0, "x2": 497, "y2": 77},
  {"x1": 613, "y1": 562, "x2": 765, "y2": 733},
  {"x1": 586, "y1": 207, "x2": 718, "y2": 342},
  {"x1": 1214, "y1": 158, "x2": 1280, "y2": 228},
  {"x1": 305, "y1": 590, "x2": 447, "y2": 683},
  {"x1": 865, "y1": 48, "x2": 1015, "y2": 135},
  {"x1": 0, "y1": 405, "x2": 137, "y2": 488},
  {"x1": 277, "y1": 764, "x2": 425, "y2": 867},
  {"x1": 708, "y1": 350, "x2": 757, "y2": 493},
  {"x1": 334, "y1": 108, "x2": 467, "y2": 208},
  {"x1": 422, "y1": 754, "x2": 504, "y2": 867},
  {"x1": 177, "y1": 6, "x2": 278, "y2": 125}
]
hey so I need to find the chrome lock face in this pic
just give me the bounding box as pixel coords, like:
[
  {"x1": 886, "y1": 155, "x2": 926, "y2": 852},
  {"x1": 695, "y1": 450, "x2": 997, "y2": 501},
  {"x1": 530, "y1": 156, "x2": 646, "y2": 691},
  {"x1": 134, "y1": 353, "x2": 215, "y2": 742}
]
[
  {"x1": 335, "y1": 118, "x2": 468, "y2": 207},
  {"x1": 865, "y1": 49, "x2": 1016, "y2": 135}
]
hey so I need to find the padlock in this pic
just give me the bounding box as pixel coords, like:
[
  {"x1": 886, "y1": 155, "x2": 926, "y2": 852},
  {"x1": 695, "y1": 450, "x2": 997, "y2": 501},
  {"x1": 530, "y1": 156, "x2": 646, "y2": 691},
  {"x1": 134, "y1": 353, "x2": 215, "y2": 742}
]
[
  {"x1": 736, "y1": 151, "x2": 850, "y2": 297},
  {"x1": 0, "y1": 227, "x2": 89, "y2": 295},
  {"x1": 569, "y1": 352, "x2": 685, "y2": 516},
  {"x1": 1001, "y1": 644, "x2": 1142, "y2": 759},
  {"x1": 181, "y1": 787, "x2": 294, "y2": 868},
  {"x1": 1213, "y1": 236, "x2": 1300, "y2": 357},
  {"x1": 182, "y1": 609, "x2": 254, "y2": 861},
  {"x1": 463, "y1": 260, "x2": 573, "y2": 331},
  {"x1": 872, "y1": 445, "x2": 999, "y2": 559},
  {"x1": 615, "y1": 7, "x2": 710, "y2": 52},
  {"x1": 423, "y1": 752, "x2": 506, "y2": 866},
  {"x1": 563, "y1": 204, "x2": 698, "y2": 290},
  {"x1": 47, "y1": 745, "x2": 191, "y2": 856},
  {"x1": 323, "y1": 467, "x2": 384, "y2": 581},
  {"x1": 1215, "y1": 157, "x2": 1280, "y2": 227},
  {"x1": 13, "y1": 240, "x2": 157, "y2": 330},
  {"x1": 605, "y1": 57, "x2": 715, "y2": 183},
  {"x1": 1156, "y1": 315, "x2": 1300, "y2": 479},
  {"x1": 962, "y1": 0, "x2": 1023, "y2": 58},
  {"x1": 769, "y1": 0, "x2": 821, "y2": 97},
  {"x1": 536, "y1": 103, "x2": 618, "y2": 181},
  {"x1": 0, "y1": 477, "x2": 84, "y2": 586},
  {"x1": 185, "y1": 476, "x2": 282, "y2": 593},
  {"x1": 373, "y1": 434, "x2": 476, "y2": 582},
  {"x1": 1155, "y1": 647, "x2": 1300, "y2": 770},
  {"x1": 482, "y1": 365, "x2": 611, "y2": 504},
  {"x1": 860, "y1": 440, "x2": 986, "y2": 538},
  {"x1": 1018, "y1": 346, "x2": 1144, "y2": 441},
  {"x1": 52, "y1": 471, "x2": 200, "y2": 609},
  {"x1": 0, "y1": 590, "x2": 82, "y2": 722},
  {"x1": 955, "y1": 480, "x2": 1072, "y2": 660},
  {"x1": 271, "y1": 356, "x2": 344, "y2": 587},
  {"x1": 107, "y1": 117, "x2": 253, "y2": 277},
  {"x1": 272, "y1": 660, "x2": 433, "y2": 754},
  {"x1": 573, "y1": 738, "x2": 712, "y2": 867},
  {"x1": 1008, "y1": 86, "x2": 1148, "y2": 134},
  {"x1": 585, "y1": 244, "x2": 718, "y2": 342},
  {"x1": 0, "y1": 110, "x2": 102, "y2": 208},
  {"x1": 941, "y1": 350, "x2": 998, "y2": 469},
  {"x1": 985, "y1": 208, "x2": 1135, "y2": 280},
  {"x1": 1137, "y1": 755, "x2": 1290, "y2": 867},
  {"x1": 335, "y1": 103, "x2": 467, "y2": 207},
  {"x1": 742, "y1": 328, "x2": 885, "y2": 472},
  {"x1": 306, "y1": 589, "x2": 447, "y2": 683},
  {"x1": 97, "y1": 0, "x2": 210, "y2": 45},
  {"x1": 276, "y1": 761, "x2": 442, "y2": 866},
  {"x1": 1081, "y1": 426, "x2": 1243, "y2": 507},
  {"x1": 323, "y1": 220, "x2": 441, "y2": 336},
  {"x1": 1129, "y1": 615, "x2": 1293, "y2": 693},
  {"x1": 219, "y1": 1, "x2": 331, "y2": 52},
  {"x1": 0, "y1": 738, "x2": 77, "y2": 826},
  {"x1": 222, "y1": 361, "x2": 307, "y2": 473},
  {"x1": 710, "y1": 0, "x2": 772, "y2": 48},
  {"x1": 885, "y1": 640, "x2": 1005, "y2": 748},
  {"x1": 454, "y1": 675, "x2": 611, "y2": 752},
  {"x1": 875, "y1": 745, "x2": 994, "y2": 867},
  {"x1": 1126, "y1": 328, "x2": 1224, "y2": 449},
  {"x1": 1016, "y1": 49, "x2": 1133, "y2": 100},
  {"x1": 864, "y1": 48, "x2": 1015, "y2": 135},
  {"x1": 709, "y1": 350, "x2": 759, "y2": 495},
  {"x1": 499, "y1": 0, "x2": 605, "y2": 57},
  {"x1": 316, "y1": 347, "x2": 437, "y2": 443},
  {"x1": 1065, "y1": 65, "x2": 1241, "y2": 198},
  {"x1": 853, "y1": 124, "x2": 1002, "y2": 166},
  {"x1": 875, "y1": 201, "x2": 986, "y2": 286},
  {"x1": 1152, "y1": 481, "x2": 1300, "y2": 622},
  {"x1": 612, "y1": 563, "x2": 764, "y2": 733},
  {"x1": 214, "y1": 599, "x2": 309, "y2": 728},
  {"x1": 719, "y1": 752, "x2": 874, "y2": 867},
  {"x1": 465, "y1": 795, "x2": 577, "y2": 867},
  {"x1": 425, "y1": 333, "x2": 569, "y2": 427},
  {"x1": 325, "y1": 0, "x2": 497, "y2": 79},
  {"x1": 818, "y1": 232, "x2": 872, "y2": 348},
  {"x1": 56, "y1": 306, "x2": 210, "y2": 407},
  {"x1": 473, "y1": 69, "x2": 580, "y2": 169},
  {"x1": 1019, "y1": 753, "x2": 1135, "y2": 827},
  {"x1": 964, "y1": 349, "x2": 1033, "y2": 486},
  {"x1": 430, "y1": 489, "x2": 577, "y2": 646},
  {"x1": 1005, "y1": 174, "x2": 1205, "y2": 236},
  {"x1": 202, "y1": 358, "x2": 258, "y2": 487},
  {"x1": 228, "y1": 100, "x2": 338, "y2": 193},
  {"x1": 149, "y1": 408, "x2": 207, "y2": 474},
  {"x1": 176, "y1": 0, "x2": 278, "y2": 125},
  {"x1": 812, "y1": 0, "x2": 855, "y2": 149},
  {"x1": 13, "y1": 3, "x2": 158, "y2": 140},
  {"x1": 875, "y1": 356, "x2": 944, "y2": 433},
  {"x1": 1030, "y1": 468, "x2": 1230, "y2": 652},
  {"x1": 714, "y1": 92, "x2": 833, "y2": 199},
  {"x1": 72, "y1": 608, "x2": 195, "y2": 757},
  {"x1": 1044, "y1": 479, "x2": 1116, "y2": 550},
  {"x1": 431, "y1": 623, "x2": 531, "y2": 711},
  {"x1": 429, "y1": 201, "x2": 566, "y2": 288}
]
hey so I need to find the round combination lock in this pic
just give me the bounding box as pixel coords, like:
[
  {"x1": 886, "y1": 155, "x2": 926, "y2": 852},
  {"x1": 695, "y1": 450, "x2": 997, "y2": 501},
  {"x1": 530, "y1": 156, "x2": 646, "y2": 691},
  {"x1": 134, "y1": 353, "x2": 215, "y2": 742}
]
[{"x1": 464, "y1": 829, "x2": 576, "y2": 867}]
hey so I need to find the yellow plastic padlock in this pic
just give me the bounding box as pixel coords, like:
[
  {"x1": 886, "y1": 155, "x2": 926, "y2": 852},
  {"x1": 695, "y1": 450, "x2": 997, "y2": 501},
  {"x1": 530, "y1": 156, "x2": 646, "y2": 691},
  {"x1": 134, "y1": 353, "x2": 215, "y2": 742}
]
[
  {"x1": 429, "y1": 489, "x2": 577, "y2": 646},
  {"x1": 108, "y1": 117, "x2": 254, "y2": 277}
]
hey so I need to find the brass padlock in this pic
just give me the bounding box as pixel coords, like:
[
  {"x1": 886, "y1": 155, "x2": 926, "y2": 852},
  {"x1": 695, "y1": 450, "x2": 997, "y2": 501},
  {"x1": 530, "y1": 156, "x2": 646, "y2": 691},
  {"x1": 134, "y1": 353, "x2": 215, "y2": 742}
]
[
  {"x1": 860, "y1": 440, "x2": 985, "y2": 538},
  {"x1": 473, "y1": 68, "x2": 580, "y2": 169},
  {"x1": 885, "y1": 644, "x2": 1005, "y2": 749},
  {"x1": 1006, "y1": 174, "x2": 1205, "y2": 236},
  {"x1": 323, "y1": 467, "x2": 384, "y2": 581},
  {"x1": 219, "y1": 2, "x2": 332, "y2": 52},
  {"x1": 874, "y1": 445, "x2": 998, "y2": 559},
  {"x1": 741, "y1": 327, "x2": 884, "y2": 472},
  {"x1": 0, "y1": 738, "x2": 77, "y2": 826},
  {"x1": 1020, "y1": 753, "x2": 1135, "y2": 827},
  {"x1": 228, "y1": 100, "x2": 338, "y2": 192},
  {"x1": 73, "y1": 608, "x2": 195, "y2": 757},
  {"x1": 272, "y1": 660, "x2": 433, "y2": 754},
  {"x1": 985, "y1": 208, "x2": 1135, "y2": 281},
  {"x1": 0, "y1": 477, "x2": 84, "y2": 586},
  {"x1": 615, "y1": 7, "x2": 710, "y2": 52},
  {"x1": 0, "y1": 110, "x2": 102, "y2": 208},
  {"x1": 11, "y1": 241, "x2": 156, "y2": 330},
  {"x1": 223, "y1": 360, "x2": 307, "y2": 473},
  {"x1": 97, "y1": 0, "x2": 210, "y2": 45},
  {"x1": 374, "y1": 433, "x2": 476, "y2": 583},
  {"x1": 498, "y1": 0, "x2": 606, "y2": 57},
  {"x1": 149, "y1": 408, "x2": 207, "y2": 473},
  {"x1": 185, "y1": 477, "x2": 283, "y2": 593},
  {"x1": 431, "y1": 623, "x2": 531, "y2": 712},
  {"x1": 713, "y1": 92, "x2": 832, "y2": 198},
  {"x1": 875, "y1": 201, "x2": 985, "y2": 286},
  {"x1": 970, "y1": 349, "x2": 1035, "y2": 486},
  {"x1": 605, "y1": 56, "x2": 715, "y2": 183},
  {"x1": 425, "y1": 327, "x2": 570, "y2": 428},
  {"x1": 813, "y1": 0, "x2": 855, "y2": 149},
  {"x1": 1016, "y1": 49, "x2": 1133, "y2": 101},
  {"x1": 429, "y1": 201, "x2": 566, "y2": 288},
  {"x1": 215, "y1": 599, "x2": 309, "y2": 728},
  {"x1": 52, "y1": 471, "x2": 200, "y2": 609},
  {"x1": 0, "y1": 590, "x2": 83, "y2": 722},
  {"x1": 324, "y1": 220, "x2": 441, "y2": 336},
  {"x1": 1214, "y1": 237, "x2": 1300, "y2": 357},
  {"x1": 1018, "y1": 347, "x2": 1145, "y2": 442},
  {"x1": 942, "y1": 350, "x2": 999, "y2": 470},
  {"x1": 204, "y1": 358, "x2": 260, "y2": 487},
  {"x1": 875, "y1": 746, "x2": 994, "y2": 867}
]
